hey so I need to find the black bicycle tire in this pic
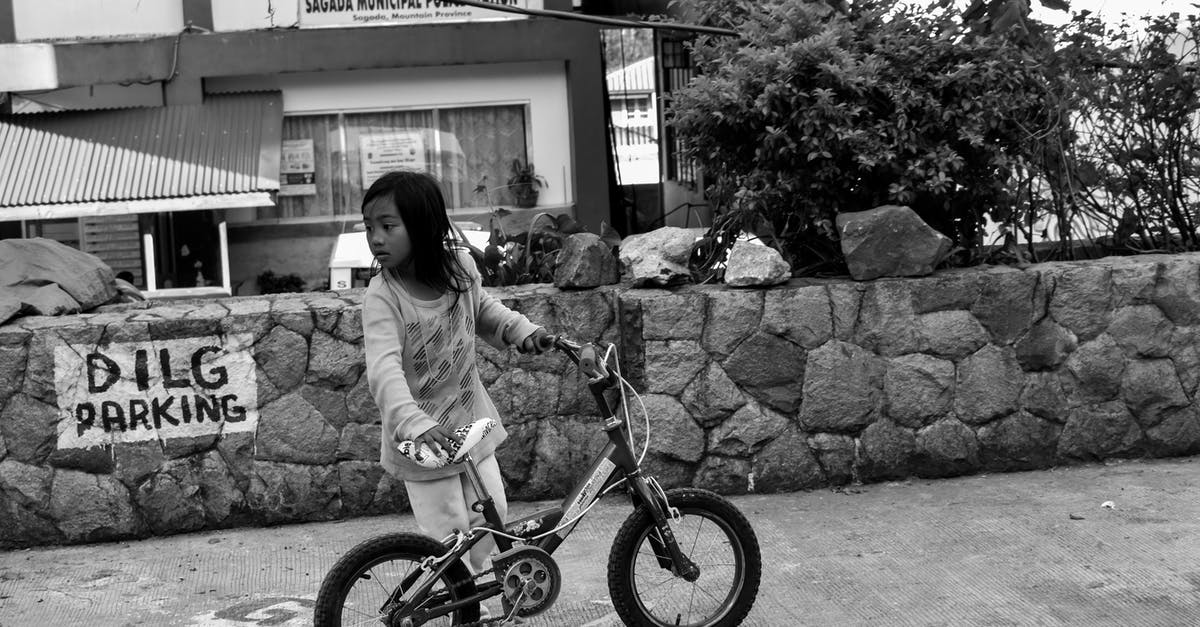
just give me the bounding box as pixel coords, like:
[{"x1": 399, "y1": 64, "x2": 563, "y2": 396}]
[
  {"x1": 314, "y1": 532, "x2": 480, "y2": 627},
  {"x1": 607, "y1": 488, "x2": 762, "y2": 627}
]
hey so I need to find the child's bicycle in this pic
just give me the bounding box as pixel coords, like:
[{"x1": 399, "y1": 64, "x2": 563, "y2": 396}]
[{"x1": 314, "y1": 335, "x2": 762, "y2": 626}]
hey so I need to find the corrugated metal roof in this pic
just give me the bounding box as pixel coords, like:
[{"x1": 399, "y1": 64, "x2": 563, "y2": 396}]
[
  {"x1": 0, "y1": 92, "x2": 282, "y2": 207},
  {"x1": 606, "y1": 56, "x2": 655, "y2": 95}
]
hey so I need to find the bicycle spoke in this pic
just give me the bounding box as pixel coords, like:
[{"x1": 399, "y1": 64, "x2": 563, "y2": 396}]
[
  {"x1": 686, "y1": 577, "x2": 698, "y2": 623},
  {"x1": 342, "y1": 608, "x2": 386, "y2": 627},
  {"x1": 364, "y1": 566, "x2": 393, "y2": 597},
  {"x1": 686, "y1": 580, "x2": 727, "y2": 605},
  {"x1": 687, "y1": 516, "x2": 705, "y2": 556}
]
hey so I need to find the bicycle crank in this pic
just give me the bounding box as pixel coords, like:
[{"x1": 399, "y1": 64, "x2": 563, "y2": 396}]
[{"x1": 491, "y1": 545, "x2": 561, "y2": 618}]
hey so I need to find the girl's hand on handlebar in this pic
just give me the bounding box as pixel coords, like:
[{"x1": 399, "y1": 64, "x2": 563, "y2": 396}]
[
  {"x1": 518, "y1": 328, "x2": 553, "y2": 355},
  {"x1": 413, "y1": 424, "x2": 461, "y2": 457}
]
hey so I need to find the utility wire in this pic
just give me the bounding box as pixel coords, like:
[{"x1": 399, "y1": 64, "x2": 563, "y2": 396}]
[{"x1": 439, "y1": 0, "x2": 740, "y2": 37}]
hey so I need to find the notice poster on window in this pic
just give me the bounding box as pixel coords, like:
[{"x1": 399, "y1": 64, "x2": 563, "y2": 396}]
[
  {"x1": 53, "y1": 334, "x2": 259, "y2": 449},
  {"x1": 299, "y1": 0, "x2": 539, "y2": 28},
  {"x1": 280, "y1": 139, "x2": 316, "y2": 196},
  {"x1": 361, "y1": 132, "x2": 426, "y2": 188}
]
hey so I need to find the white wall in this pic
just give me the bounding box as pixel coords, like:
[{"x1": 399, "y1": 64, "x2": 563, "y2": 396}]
[
  {"x1": 13, "y1": 0, "x2": 183, "y2": 42},
  {"x1": 211, "y1": 0, "x2": 299, "y2": 31},
  {"x1": 208, "y1": 62, "x2": 573, "y2": 206}
]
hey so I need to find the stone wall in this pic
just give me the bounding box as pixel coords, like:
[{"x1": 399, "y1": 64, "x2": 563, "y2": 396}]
[{"x1": 2, "y1": 253, "x2": 1200, "y2": 548}]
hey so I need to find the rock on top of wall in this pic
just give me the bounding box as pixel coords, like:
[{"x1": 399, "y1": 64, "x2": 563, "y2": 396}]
[
  {"x1": 553, "y1": 232, "x2": 619, "y2": 289},
  {"x1": 0, "y1": 238, "x2": 118, "y2": 323},
  {"x1": 836, "y1": 205, "x2": 952, "y2": 281},
  {"x1": 619, "y1": 227, "x2": 702, "y2": 287},
  {"x1": 724, "y1": 240, "x2": 791, "y2": 287}
]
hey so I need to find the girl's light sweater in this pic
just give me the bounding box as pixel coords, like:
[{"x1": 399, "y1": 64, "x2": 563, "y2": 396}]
[{"x1": 362, "y1": 249, "x2": 539, "y2": 481}]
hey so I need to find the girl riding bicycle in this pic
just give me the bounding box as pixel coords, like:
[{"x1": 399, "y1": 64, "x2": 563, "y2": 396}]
[{"x1": 361, "y1": 170, "x2": 549, "y2": 581}]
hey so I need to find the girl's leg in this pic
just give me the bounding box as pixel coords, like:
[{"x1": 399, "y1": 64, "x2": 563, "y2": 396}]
[
  {"x1": 405, "y1": 473, "x2": 471, "y2": 544},
  {"x1": 404, "y1": 455, "x2": 507, "y2": 573}
]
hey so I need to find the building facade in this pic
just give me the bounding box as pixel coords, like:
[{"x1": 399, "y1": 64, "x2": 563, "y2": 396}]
[{"x1": 0, "y1": 0, "x2": 611, "y2": 296}]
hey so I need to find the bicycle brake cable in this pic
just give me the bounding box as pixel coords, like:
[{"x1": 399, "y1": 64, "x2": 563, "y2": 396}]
[{"x1": 601, "y1": 344, "x2": 651, "y2": 466}]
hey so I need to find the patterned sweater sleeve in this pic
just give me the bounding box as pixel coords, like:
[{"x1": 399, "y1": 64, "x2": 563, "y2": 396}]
[
  {"x1": 463, "y1": 249, "x2": 540, "y2": 349},
  {"x1": 363, "y1": 280, "x2": 439, "y2": 442}
]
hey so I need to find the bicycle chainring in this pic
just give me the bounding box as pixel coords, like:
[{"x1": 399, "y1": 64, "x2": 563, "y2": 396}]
[{"x1": 491, "y1": 545, "x2": 561, "y2": 618}]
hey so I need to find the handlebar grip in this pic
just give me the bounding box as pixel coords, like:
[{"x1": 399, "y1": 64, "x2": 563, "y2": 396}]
[
  {"x1": 578, "y1": 344, "x2": 610, "y2": 380},
  {"x1": 537, "y1": 333, "x2": 557, "y2": 351}
]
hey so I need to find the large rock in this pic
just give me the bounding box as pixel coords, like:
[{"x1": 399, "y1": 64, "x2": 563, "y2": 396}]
[
  {"x1": 1015, "y1": 319, "x2": 1077, "y2": 371},
  {"x1": 50, "y1": 470, "x2": 141, "y2": 542},
  {"x1": 255, "y1": 393, "x2": 340, "y2": 464},
  {"x1": 762, "y1": 286, "x2": 831, "y2": 349},
  {"x1": 800, "y1": 340, "x2": 883, "y2": 432},
  {"x1": 245, "y1": 461, "x2": 340, "y2": 524},
  {"x1": 618, "y1": 227, "x2": 701, "y2": 287},
  {"x1": 553, "y1": 232, "x2": 618, "y2": 289},
  {"x1": 856, "y1": 419, "x2": 916, "y2": 481},
  {"x1": 836, "y1": 205, "x2": 952, "y2": 281},
  {"x1": 708, "y1": 401, "x2": 788, "y2": 457},
  {"x1": 884, "y1": 353, "x2": 954, "y2": 428},
  {"x1": 136, "y1": 459, "x2": 206, "y2": 534},
  {"x1": 978, "y1": 410, "x2": 1061, "y2": 471},
  {"x1": 0, "y1": 238, "x2": 118, "y2": 324},
  {"x1": 724, "y1": 240, "x2": 791, "y2": 287},
  {"x1": 954, "y1": 345, "x2": 1023, "y2": 425},
  {"x1": 723, "y1": 331, "x2": 807, "y2": 414},
  {"x1": 752, "y1": 425, "x2": 825, "y2": 492},
  {"x1": 635, "y1": 394, "x2": 705, "y2": 463},
  {"x1": 915, "y1": 419, "x2": 981, "y2": 478},
  {"x1": 681, "y1": 362, "x2": 747, "y2": 427},
  {"x1": 1058, "y1": 400, "x2": 1143, "y2": 460}
]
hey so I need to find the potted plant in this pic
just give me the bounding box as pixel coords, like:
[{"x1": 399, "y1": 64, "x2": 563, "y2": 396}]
[{"x1": 507, "y1": 158, "x2": 548, "y2": 208}]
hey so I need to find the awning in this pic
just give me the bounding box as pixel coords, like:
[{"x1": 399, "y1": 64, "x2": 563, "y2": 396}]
[{"x1": 0, "y1": 91, "x2": 282, "y2": 219}]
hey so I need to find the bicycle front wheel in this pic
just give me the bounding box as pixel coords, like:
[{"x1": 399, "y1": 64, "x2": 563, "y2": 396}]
[
  {"x1": 607, "y1": 488, "x2": 762, "y2": 627},
  {"x1": 314, "y1": 532, "x2": 480, "y2": 627}
]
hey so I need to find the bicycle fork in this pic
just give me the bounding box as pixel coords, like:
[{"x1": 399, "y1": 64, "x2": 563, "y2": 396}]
[{"x1": 625, "y1": 471, "x2": 700, "y2": 581}]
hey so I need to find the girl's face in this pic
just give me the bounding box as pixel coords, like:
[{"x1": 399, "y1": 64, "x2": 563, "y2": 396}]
[{"x1": 363, "y1": 195, "x2": 413, "y2": 272}]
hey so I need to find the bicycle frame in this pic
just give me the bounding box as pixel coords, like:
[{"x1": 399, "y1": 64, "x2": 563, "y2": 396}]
[{"x1": 390, "y1": 339, "x2": 698, "y2": 624}]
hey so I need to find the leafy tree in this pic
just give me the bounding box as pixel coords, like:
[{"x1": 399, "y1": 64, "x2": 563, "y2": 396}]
[{"x1": 1056, "y1": 12, "x2": 1200, "y2": 253}]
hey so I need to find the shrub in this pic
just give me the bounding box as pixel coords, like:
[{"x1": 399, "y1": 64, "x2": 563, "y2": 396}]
[
  {"x1": 258, "y1": 270, "x2": 306, "y2": 294},
  {"x1": 461, "y1": 210, "x2": 619, "y2": 287},
  {"x1": 671, "y1": 0, "x2": 1064, "y2": 275}
]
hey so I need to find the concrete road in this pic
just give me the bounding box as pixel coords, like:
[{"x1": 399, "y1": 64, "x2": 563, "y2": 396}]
[{"x1": 1, "y1": 457, "x2": 1198, "y2": 626}]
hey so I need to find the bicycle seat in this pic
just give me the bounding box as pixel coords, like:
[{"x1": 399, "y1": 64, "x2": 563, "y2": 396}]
[{"x1": 396, "y1": 417, "x2": 496, "y2": 469}]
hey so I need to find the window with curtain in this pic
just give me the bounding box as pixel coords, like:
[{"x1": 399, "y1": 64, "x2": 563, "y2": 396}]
[
  {"x1": 272, "y1": 105, "x2": 528, "y2": 220},
  {"x1": 439, "y1": 105, "x2": 528, "y2": 208}
]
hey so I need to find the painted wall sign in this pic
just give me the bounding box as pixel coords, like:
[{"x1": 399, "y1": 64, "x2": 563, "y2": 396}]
[
  {"x1": 299, "y1": 0, "x2": 538, "y2": 28},
  {"x1": 54, "y1": 334, "x2": 259, "y2": 449}
]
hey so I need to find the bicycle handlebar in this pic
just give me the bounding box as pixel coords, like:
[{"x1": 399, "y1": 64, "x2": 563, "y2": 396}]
[{"x1": 539, "y1": 334, "x2": 618, "y2": 386}]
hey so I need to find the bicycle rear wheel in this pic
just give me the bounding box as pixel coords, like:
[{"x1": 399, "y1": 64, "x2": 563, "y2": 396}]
[
  {"x1": 314, "y1": 532, "x2": 480, "y2": 627},
  {"x1": 607, "y1": 488, "x2": 761, "y2": 627}
]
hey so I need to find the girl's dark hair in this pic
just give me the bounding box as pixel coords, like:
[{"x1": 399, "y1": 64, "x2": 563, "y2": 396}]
[{"x1": 363, "y1": 170, "x2": 469, "y2": 295}]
